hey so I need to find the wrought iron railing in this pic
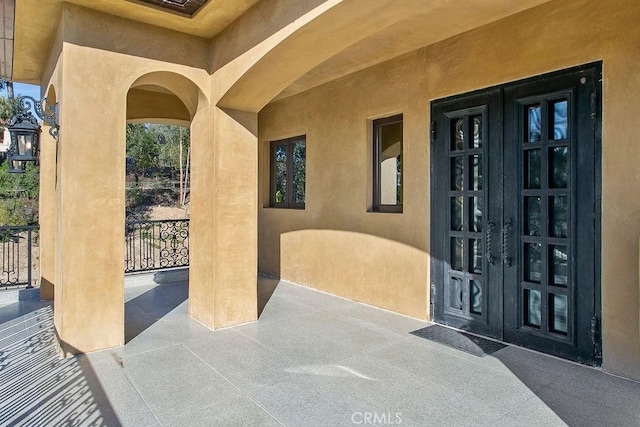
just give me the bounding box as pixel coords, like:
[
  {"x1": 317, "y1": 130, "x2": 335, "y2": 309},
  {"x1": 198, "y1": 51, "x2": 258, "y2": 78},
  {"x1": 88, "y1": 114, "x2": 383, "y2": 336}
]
[
  {"x1": 125, "y1": 219, "x2": 189, "y2": 273},
  {"x1": 0, "y1": 225, "x2": 39, "y2": 289}
]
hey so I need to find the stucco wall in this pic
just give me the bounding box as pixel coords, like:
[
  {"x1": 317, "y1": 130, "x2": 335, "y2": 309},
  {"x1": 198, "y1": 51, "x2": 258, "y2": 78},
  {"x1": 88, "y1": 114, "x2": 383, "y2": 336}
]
[
  {"x1": 45, "y1": 5, "x2": 213, "y2": 353},
  {"x1": 259, "y1": 49, "x2": 429, "y2": 320},
  {"x1": 258, "y1": 0, "x2": 640, "y2": 380}
]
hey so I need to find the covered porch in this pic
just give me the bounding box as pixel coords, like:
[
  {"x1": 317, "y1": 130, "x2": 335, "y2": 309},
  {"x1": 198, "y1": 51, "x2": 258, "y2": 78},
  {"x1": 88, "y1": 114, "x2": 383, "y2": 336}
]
[{"x1": 0, "y1": 275, "x2": 639, "y2": 426}]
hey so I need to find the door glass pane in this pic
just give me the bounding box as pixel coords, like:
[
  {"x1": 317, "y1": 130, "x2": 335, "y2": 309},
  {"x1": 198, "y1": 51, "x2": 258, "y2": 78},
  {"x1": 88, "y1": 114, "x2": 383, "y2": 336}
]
[
  {"x1": 525, "y1": 149, "x2": 541, "y2": 189},
  {"x1": 451, "y1": 196, "x2": 463, "y2": 231},
  {"x1": 549, "y1": 293, "x2": 568, "y2": 334},
  {"x1": 551, "y1": 100, "x2": 568, "y2": 140},
  {"x1": 470, "y1": 155, "x2": 482, "y2": 191},
  {"x1": 451, "y1": 156, "x2": 464, "y2": 191},
  {"x1": 472, "y1": 115, "x2": 483, "y2": 148},
  {"x1": 470, "y1": 280, "x2": 482, "y2": 315},
  {"x1": 292, "y1": 139, "x2": 306, "y2": 204},
  {"x1": 274, "y1": 144, "x2": 287, "y2": 202},
  {"x1": 469, "y1": 196, "x2": 482, "y2": 232},
  {"x1": 550, "y1": 196, "x2": 568, "y2": 238},
  {"x1": 524, "y1": 196, "x2": 542, "y2": 236},
  {"x1": 469, "y1": 239, "x2": 482, "y2": 274},
  {"x1": 451, "y1": 118, "x2": 464, "y2": 151},
  {"x1": 451, "y1": 237, "x2": 463, "y2": 271},
  {"x1": 524, "y1": 289, "x2": 542, "y2": 328},
  {"x1": 550, "y1": 245, "x2": 568, "y2": 286},
  {"x1": 527, "y1": 104, "x2": 542, "y2": 143},
  {"x1": 449, "y1": 277, "x2": 463, "y2": 310},
  {"x1": 549, "y1": 146, "x2": 569, "y2": 189},
  {"x1": 524, "y1": 243, "x2": 542, "y2": 283}
]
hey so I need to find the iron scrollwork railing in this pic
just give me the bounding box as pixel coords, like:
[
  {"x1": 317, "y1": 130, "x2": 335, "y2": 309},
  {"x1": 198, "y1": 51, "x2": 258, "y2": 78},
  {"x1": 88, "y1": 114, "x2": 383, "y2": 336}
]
[
  {"x1": 125, "y1": 219, "x2": 189, "y2": 273},
  {"x1": 0, "y1": 225, "x2": 39, "y2": 289}
]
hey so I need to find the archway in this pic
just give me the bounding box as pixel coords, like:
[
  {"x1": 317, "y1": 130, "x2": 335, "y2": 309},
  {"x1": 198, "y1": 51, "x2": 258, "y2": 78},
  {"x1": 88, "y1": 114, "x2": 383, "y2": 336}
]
[{"x1": 123, "y1": 71, "x2": 206, "y2": 342}]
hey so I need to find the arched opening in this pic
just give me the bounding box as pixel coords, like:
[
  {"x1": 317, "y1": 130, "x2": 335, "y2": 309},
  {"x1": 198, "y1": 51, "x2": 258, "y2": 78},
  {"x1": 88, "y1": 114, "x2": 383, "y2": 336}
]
[{"x1": 123, "y1": 71, "x2": 205, "y2": 342}]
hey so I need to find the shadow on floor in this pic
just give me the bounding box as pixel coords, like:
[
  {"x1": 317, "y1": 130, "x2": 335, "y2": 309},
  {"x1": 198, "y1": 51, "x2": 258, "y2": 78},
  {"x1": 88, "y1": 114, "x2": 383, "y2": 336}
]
[
  {"x1": 257, "y1": 276, "x2": 279, "y2": 317},
  {"x1": 0, "y1": 299, "x2": 50, "y2": 326},
  {"x1": 492, "y1": 347, "x2": 640, "y2": 425},
  {"x1": 125, "y1": 281, "x2": 188, "y2": 343},
  {"x1": 411, "y1": 324, "x2": 640, "y2": 425},
  {"x1": 0, "y1": 304, "x2": 121, "y2": 425}
]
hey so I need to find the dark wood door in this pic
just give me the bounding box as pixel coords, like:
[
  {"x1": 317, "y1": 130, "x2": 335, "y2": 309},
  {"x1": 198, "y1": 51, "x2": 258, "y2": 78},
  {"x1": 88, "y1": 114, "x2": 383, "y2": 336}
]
[{"x1": 431, "y1": 63, "x2": 601, "y2": 364}]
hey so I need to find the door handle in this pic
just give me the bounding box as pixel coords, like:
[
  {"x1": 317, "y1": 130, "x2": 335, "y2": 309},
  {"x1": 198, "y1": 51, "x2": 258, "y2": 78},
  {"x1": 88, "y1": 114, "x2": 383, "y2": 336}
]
[
  {"x1": 502, "y1": 218, "x2": 513, "y2": 267},
  {"x1": 486, "y1": 221, "x2": 497, "y2": 265}
]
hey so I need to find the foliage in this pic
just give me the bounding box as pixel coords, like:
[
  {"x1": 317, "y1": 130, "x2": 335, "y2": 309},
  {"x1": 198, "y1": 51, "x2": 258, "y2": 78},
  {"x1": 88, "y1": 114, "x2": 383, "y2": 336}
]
[
  {"x1": 125, "y1": 123, "x2": 190, "y2": 216},
  {"x1": 0, "y1": 162, "x2": 39, "y2": 225},
  {"x1": 0, "y1": 96, "x2": 18, "y2": 127},
  {"x1": 126, "y1": 123, "x2": 160, "y2": 174},
  {"x1": 126, "y1": 123, "x2": 190, "y2": 175},
  {"x1": 0, "y1": 161, "x2": 39, "y2": 200}
]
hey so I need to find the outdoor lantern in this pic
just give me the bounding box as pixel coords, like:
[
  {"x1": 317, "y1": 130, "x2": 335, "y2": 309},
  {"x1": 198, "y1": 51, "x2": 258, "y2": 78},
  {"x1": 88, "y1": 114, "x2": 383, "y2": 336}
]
[
  {"x1": 5, "y1": 96, "x2": 59, "y2": 173},
  {"x1": 7, "y1": 111, "x2": 40, "y2": 173}
]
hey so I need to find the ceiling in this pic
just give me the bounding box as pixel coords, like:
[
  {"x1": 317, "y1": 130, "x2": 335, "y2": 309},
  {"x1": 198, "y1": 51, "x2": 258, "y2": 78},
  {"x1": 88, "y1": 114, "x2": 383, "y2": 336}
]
[
  {"x1": 7, "y1": 0, "x2": 554, "y2": 104},
  {"x1": 8, "y1": 0, "x2": 260, "y2": 82}
]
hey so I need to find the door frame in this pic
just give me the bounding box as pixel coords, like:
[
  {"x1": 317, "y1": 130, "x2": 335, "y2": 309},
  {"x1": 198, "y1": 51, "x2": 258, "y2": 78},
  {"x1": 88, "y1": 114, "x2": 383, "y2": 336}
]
[{"x1": 429, "y1": 62, "x2": 602, "y2": 364}]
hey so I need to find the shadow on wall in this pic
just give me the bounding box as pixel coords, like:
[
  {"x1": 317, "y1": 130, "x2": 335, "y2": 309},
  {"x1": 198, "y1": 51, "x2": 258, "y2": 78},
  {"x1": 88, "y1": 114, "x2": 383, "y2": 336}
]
[
  {"x1": 0, "y1": 303, "x2": 121, "y2": 425},
  {"x1": 278, "y1": 229, "x2": 429, "y2": 320}
]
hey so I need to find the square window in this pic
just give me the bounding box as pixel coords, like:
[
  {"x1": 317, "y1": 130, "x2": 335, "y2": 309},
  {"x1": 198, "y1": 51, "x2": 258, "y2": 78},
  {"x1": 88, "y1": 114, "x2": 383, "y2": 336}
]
[
  {"x1": 373, "y1": 114, "x2": 403, "y2": 212},
  {"x1": 269, "y1": 136, "x2": 306, "y2": 209}
]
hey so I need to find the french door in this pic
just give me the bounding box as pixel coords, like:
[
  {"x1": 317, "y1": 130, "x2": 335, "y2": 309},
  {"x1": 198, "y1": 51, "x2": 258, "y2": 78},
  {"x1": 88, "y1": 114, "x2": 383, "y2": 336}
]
[{"x1": 430, "y1": 63, "x2": 601, "y2": 364}]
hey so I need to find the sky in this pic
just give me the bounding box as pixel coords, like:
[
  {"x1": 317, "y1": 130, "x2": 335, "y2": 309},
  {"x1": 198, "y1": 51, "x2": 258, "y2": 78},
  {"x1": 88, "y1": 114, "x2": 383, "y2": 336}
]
[
  {"x1": 1, "y1": 83, "x2": 42, "y2": 116},
  {"x1": 12, "y1": 83, "x2": 41, "y2": 100}
]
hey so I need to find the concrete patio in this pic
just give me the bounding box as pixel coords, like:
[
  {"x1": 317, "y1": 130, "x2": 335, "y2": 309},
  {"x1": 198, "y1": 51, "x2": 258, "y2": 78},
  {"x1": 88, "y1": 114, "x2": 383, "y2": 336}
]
[{"x1": 1, "y1": 274, "x2": 639, "y2": 426}]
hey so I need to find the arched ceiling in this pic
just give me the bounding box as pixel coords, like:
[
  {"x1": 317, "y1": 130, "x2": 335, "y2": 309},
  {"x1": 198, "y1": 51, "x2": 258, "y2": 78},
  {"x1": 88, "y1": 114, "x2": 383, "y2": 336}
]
[{"x1": 218, "y1": 0, "x2": 553, "y2": 112}]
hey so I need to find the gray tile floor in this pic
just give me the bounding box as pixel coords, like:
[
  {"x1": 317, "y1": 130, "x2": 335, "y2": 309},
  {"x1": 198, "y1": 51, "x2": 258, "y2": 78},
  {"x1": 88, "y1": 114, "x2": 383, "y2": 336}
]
[{"x1": 1, "y1": 275, "x2": 640, "y2": 426}]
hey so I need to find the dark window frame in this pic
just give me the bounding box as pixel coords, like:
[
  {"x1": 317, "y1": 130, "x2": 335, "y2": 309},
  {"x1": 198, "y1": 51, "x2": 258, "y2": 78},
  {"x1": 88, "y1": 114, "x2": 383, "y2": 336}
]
[
  {"x1": 269, "y1": 135, "x2": 306, "y2": 209},
  {"x1": 373, "y1": 114, "x2": 403, "y2": 213}
]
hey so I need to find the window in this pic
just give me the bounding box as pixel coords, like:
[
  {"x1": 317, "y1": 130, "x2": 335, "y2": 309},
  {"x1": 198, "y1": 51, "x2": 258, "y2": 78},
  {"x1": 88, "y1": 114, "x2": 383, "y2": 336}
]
[
  {"x1": 373, "y1": 115, "x2": 403, "y2": 212},
  {"x1": 270, "y1": 136, "x2": 306, "y2": 209}
]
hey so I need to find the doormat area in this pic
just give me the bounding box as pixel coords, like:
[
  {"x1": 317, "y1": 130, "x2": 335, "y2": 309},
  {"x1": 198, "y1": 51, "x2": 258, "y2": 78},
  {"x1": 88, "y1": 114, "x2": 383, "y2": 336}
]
[{"x1": 410, "y1": 325, "x2": 507, "y2": 357}]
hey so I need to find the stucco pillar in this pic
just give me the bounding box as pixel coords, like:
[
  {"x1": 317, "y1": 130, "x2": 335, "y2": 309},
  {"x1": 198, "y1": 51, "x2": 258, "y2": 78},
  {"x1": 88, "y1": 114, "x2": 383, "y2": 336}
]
[
  {"x1": 38, "y1": 125, "x2": 57, "y2": 300},
  {"x1": 189, "y1": 106, "x2": 257, "y2": 329},
  {"x1": 53, "y1": 44, "x2": 125, "y2": 354}
]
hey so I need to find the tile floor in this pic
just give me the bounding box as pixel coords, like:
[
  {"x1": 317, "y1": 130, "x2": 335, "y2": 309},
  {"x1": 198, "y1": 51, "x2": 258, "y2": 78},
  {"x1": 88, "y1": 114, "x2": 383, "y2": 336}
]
[{"x1": 1, "y1": 275, "x2": 639, "y2": 426}]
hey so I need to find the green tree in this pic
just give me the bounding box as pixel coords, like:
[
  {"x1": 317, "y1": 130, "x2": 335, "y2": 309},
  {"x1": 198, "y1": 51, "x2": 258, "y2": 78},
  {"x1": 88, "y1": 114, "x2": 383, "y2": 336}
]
[
  {"x1": 0, "y1": 96, "x2": 18, "y2": 127},
  {"x1": 126, "y1": 123, "x2": 190, "y2": 206},
  {"x1": 0, "y1": 162, "x2": 39, "y2": 225},
  {"x1": 126, "y1": 123, "x2": 160, "y2": 175}
]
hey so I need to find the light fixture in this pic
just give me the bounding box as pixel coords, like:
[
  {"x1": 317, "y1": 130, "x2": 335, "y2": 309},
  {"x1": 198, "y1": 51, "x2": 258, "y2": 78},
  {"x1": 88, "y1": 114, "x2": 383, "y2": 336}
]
[{"x1": 6, "y1": 96, "x2": 59, "y2": 173}]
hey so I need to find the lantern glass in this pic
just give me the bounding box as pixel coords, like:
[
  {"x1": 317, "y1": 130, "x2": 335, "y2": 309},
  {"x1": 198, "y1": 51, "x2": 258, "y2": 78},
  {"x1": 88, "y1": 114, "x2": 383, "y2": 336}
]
[
  {"x1": 18, "y1": 134, "x2": 29, "y2": 156},
  {"x1": 10, "y1": 130, "x2": 39, "y2": 161}
]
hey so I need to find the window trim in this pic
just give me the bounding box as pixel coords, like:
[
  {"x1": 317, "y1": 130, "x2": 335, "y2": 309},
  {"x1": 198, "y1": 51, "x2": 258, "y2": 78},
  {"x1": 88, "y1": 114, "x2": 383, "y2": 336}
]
[
  {"x1": 373, "y1": 114, "x2": 403, "y2": 213},
  {"x1": 269, "y1": 135, "x2": 306, "y2": 209}
]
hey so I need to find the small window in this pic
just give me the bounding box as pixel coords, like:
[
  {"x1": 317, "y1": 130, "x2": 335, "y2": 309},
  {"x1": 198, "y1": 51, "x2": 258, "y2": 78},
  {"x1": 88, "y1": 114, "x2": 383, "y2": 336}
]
[
  {"x1": 373, "y1": 115, "x2": 403, "y2": 212},
  {"x1": 270, "y1": 136, "x2": 306, "y2": 209}
]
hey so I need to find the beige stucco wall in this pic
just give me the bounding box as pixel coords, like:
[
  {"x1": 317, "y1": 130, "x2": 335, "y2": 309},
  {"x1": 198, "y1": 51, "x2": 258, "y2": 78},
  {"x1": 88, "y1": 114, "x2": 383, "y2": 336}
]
[
  {"x1": 41, "y1": 4, "x2": 214, "y2": 353},
  {"x1": 258, "y1": 0, "x2": 640, "y2": 380},
  {"x1": 259, "y1": 49, "x2": 430, "y2": 320}
]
